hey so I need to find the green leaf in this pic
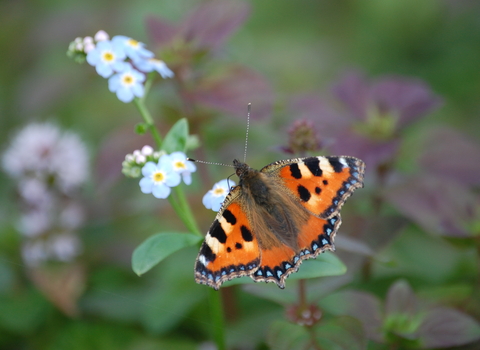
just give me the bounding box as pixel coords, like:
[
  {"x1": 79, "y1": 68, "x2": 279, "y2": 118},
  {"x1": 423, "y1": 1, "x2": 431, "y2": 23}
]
[
  {"x1": 267, "y1": 320, "x2": 311, "y2": 350},
  {"x1": 185, "y1": 134, "x2": 200, "y2": 151},
  {"x1": 289, "y1": 252, "x2": 347, "y2": 280},
  {"x1": 132, "y1": 232, "x2": 202, "y2": 276},
  {"x1": 315, "y1": 316, "x2": 367, "y2": 350},
  {"x1": 0, "y1": 289, "x2": 51, "y2": 333},
  {"x1": 134, "y1": 122, "x2": 149, "y2": 135},
  {"x1": 162, "y1": 118, "x2": 189, "y2": 153},
  {"x1": 141, "y1": 279, "x2": 207, "y2": 335}
]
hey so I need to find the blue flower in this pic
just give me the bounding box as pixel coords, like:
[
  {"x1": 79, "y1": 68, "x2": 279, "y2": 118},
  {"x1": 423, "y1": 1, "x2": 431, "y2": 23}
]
[
  {"x1": 203, "y1": 179, "x2": 235, "y2": 212},
  {"x1": 134, "y1": 58, "x2": 174, "y2": 79},
  {"x1": 112, "y1": 35, "x2": 154, "y2": 62},
  {"x1": 108, "y1": 64, "x2": 145, "y2": 103},
  {"x1": 163, "y1": 152, "x2": 196, "y2": 185},
  {"x1": 86, "y1": 40, "x2": 128, "y2": 78},
  {"x1": 139, "y1": 156, "x2": 181, "y2": 199}
]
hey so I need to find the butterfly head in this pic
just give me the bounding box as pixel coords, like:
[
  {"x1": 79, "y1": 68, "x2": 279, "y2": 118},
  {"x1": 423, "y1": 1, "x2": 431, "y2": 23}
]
[{"x1": 233, "y1": 159, "x2": 248, "y2": 177}]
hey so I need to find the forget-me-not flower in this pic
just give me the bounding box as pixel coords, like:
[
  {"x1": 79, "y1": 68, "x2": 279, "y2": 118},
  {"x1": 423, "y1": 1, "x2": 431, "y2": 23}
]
[
  {"x1": 86, "y1": 40, "x2": 127, "y2": 78},
  {"x1": 108, "y1": 63, "x2": 145, "y2": 103},
  {"x1": 134, "y1": 58, "x2": 174, "y2": 79},
  {"x1": 163, "y1": 152, "x2": 196, "y2": 185},
  {"x1": 139, "y1": 156, "x2": 181, "y2": 199},
  {"x1": 112, "y1": 35, "x2": 154, "y2": 62},
  {"x1": 203, "y1": 179, "x2": 235, "y2": 212}
]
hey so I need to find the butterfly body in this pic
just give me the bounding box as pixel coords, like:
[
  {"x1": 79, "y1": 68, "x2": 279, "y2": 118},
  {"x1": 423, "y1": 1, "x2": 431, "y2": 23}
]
[{"x1": 195, "y1": 156, "x2": 365, "y2": 290}]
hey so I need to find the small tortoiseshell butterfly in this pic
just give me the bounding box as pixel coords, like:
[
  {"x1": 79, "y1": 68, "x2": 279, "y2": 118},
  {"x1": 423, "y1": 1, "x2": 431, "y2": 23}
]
[{"x1": 194, "y1": 155, "x2": 365, "y2": 290}]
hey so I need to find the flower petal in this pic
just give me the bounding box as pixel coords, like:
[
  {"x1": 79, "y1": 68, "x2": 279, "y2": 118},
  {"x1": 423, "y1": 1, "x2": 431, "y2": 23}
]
[
  {"x1": 139, "y1": 177, "x2": 154, "y2": 193},
  {"x1": 152, "y1": 183, "x2": 170, "y2": 198},
  {"x1": 165, "y1": 172, "x2": 181, "y2": 187},
  {"x1": 182, "y1": 173, "x2": 192, "y2": 185},
  {"x1": 202, "y1": 191, "x2": 213, "y2": 209},
  {"x1": 141, "y1": 162, "x2": 157, "y2": 176}
]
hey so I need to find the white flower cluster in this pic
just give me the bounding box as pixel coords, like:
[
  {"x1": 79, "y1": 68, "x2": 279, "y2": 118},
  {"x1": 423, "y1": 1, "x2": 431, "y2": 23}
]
[
  {"x1": 122, "y1": 145, "x2": 164, "y2": 178},
  {"x1": 2, "y1": 122, "x2": 89, "y2": 266},
  {"x1": 68, "y1": 30, "x2": 174, "y2": 103}
]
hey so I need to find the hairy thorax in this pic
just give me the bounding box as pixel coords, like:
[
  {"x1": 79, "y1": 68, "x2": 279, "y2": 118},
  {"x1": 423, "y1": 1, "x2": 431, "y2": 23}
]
[{"x1": 234, "y1": 160, "x2": 309, "y2": 251}]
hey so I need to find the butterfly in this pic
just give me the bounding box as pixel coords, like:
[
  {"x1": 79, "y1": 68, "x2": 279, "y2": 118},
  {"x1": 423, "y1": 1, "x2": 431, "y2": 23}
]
[{"x1": 194, "y1": 155, "x2": 365, "y2": 290}]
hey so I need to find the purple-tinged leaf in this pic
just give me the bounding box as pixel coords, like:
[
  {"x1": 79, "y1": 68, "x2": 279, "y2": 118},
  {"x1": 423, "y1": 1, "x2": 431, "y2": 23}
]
[
  {"x1": 180, "y1": 0, "x2": 250, "y2": 50},
  {"x1": 191, "y1": 65, "x2": 273, "y2": 119},
  {"x1": 335, "y1": 235, "x2": 376, "y2": 258},
  {"x1": 418, "y1": 126, "x2": 480, "y2": 186},
  {"x1": 331, "y1": 69, "x2": 442, "y2": 129},
  {"x1": 289, "y1": 94, "x2": 351, "y2": 138},
  {"x1": 320, "y1": 290, "x2": 383, "y2": 342},
  {"x1": 330, "y1": 128, "x2": 400, "y2": 172},
  {"x1": 385, "y1": 280, "x2": 418, "y2": 317},
  {"x1": 369, "y1": 76, "x2": 442, "y2": 129},
  {"x1": 332, "y1": 70, "x2": 370, "y2": 121},
  {"x1": 418, "y1": 307, "x2": 480, "y2": 348},
  {"x1": 306, "y1": 275, "x2": 352, "y2": 304},
  {"x1": 384, "y1": 175, "x2": 476, "y2": 237}
]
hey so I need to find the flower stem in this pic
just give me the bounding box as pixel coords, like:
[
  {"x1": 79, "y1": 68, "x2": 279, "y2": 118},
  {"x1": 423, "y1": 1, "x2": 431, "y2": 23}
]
[
  {"x1": 209, "y1": 288, "x2": 227, "y2": 350},
  {"x1": 133, "y1": 98, "x2": 163, "y2": 147},
  {"x1": 172, "y1": 185, "x2": 202, "y2": 236}
]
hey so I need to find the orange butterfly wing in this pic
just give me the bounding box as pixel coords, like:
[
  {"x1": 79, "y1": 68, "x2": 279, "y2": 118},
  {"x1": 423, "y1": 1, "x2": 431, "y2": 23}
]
[
  {"x1": 264, "y1": 156, "x2": 365, "y2": 218},
  {"x1": 195, "y1": 189, "x2": 261, "y2": 290},
  {"x1": 250, "y1": 214, "x2": 341, "y2": 288}
]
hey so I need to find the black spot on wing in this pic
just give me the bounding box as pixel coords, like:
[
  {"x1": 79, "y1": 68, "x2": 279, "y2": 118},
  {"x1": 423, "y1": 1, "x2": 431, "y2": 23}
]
[
  {"x1": 210, "y1": 220, "x2": 227, "y2": 244},
  {"x1": 200, "y1": 243, "x2": 216, "y2": 262},
  {"x1": 235, "y1": 242, "x2": 242, "y2": 249},
  {"x1": 297, "y1": 185, "x2": 311, "y2": 202},
  {"x1": 289, "y1": 163, "x2": 302, "y2": 179},
  {"x1": 241, "y1": 225, "x2": 253, "y2": 242},
  {"x1": 304, "y1": 157, "x2": 322, "y2": 176},
  {"x1": 222, "y1": 209, "x2": 237, "y2": 225},
  {"x1": 323, "y1": 180, "x2": 328, "y2": 185},
  {"x1": 328, "y1": 157, "x2": 344, "y2": 173},
  {"x1": 315, "y1": 186, "x2": 321, "y2": 194},
  {"x1": 227, "y1": 247, "x2": 232, "y2": 253}
]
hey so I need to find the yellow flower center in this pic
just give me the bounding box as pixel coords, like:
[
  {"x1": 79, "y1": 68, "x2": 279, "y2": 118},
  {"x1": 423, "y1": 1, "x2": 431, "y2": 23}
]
[
  {"x1": 213, "y1": 188, "x2": 225, "y2": 196},
  {"x1": 122, "y1": 74, "x2": 134, "y2": 86},
  {"x1": 102, "y1": 51, "x2": 114, "y2": 62},
  {"x1": 128, "y1": 39, "x2": 139, "y2": 48},
  {"x1": 153, "y1": 171, "x2": 165, "y2": 182},
  {"x1": 174, "y1": 161, "x2": 186, "y2": 170}
]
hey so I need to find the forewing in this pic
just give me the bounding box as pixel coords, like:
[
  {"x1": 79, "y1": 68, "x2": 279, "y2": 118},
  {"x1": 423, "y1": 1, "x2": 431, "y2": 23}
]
[{"x1": 262, "y1": 156, "x2": 365, "y2": 218}]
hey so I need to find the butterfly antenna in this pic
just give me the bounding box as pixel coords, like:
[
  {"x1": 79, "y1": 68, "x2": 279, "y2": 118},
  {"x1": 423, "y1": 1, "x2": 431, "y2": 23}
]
[
  {"x1": 187, "y1": 158, "x2": 235, "y2": 168},
  {"x1": 243, "y1": 103, "x2": 251, "y2": 163},
  {"x1": 226, "y1": 172, "x2": 236, "y2": 189}
]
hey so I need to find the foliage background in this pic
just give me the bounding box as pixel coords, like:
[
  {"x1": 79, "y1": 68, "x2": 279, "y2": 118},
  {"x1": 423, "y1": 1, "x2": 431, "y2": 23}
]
[{"x1": 1, "y1": 0, "x2": 480, "y2": 349}]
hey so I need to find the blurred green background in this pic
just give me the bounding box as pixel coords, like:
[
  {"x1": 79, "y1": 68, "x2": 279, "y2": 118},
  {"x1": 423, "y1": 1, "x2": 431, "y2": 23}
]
[{"x1": 1, "y1": 0, "x2": 480, "y2": 349}]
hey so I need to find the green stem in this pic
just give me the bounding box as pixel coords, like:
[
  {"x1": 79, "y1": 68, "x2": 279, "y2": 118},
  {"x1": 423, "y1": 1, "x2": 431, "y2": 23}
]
[
  {"x1": 133, "y1": 98, "x2": 163, "y2": 146},
  {"x1": 209, "y1": 288, "x2": 227, "y2": 350},
  {"x1": 173, "y1": 185, "x2": 202, "y2": 236}
]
